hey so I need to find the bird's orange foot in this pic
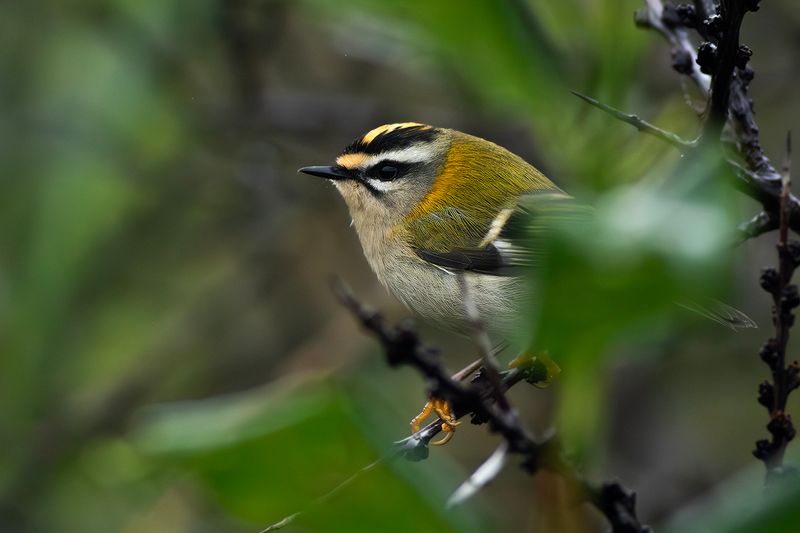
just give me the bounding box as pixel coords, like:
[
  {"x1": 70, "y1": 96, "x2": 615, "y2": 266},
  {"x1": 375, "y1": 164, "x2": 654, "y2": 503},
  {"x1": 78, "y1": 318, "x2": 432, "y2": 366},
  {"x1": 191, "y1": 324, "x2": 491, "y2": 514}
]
[
  {"x1": 410, "y1": 397, "x2": 460, "y2": 446},
  {"x1": 509, "y1": 351, "x2": 561, "y2": 388}
]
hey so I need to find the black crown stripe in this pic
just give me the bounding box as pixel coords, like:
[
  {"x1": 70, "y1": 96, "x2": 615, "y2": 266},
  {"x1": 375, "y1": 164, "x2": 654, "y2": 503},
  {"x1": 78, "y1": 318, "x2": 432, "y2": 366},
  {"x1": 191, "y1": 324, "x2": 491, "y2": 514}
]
[{"x1": 342, "y1": 125, "x2": 438, "y2": 156}]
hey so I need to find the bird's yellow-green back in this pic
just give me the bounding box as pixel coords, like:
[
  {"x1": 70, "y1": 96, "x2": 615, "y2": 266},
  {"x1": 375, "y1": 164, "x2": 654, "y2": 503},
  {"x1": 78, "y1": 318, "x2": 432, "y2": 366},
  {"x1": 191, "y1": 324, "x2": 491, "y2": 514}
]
[{"x1": 403, "y1": 129, "x2": 562, "y2": 252}]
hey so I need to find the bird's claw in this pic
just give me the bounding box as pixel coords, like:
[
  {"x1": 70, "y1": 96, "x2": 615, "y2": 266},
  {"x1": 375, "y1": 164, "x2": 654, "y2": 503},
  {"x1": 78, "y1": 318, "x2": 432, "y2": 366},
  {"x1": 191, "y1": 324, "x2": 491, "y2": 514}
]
[{"x1": 410, "y1": 397, "x2": 460, "y2": 446}]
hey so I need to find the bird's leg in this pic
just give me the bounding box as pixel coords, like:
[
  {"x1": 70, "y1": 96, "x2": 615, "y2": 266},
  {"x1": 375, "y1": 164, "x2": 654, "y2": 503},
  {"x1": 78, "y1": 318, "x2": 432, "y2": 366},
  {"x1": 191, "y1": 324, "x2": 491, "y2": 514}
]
[
  {"x1": 409, "y1": 401, "x2": 434, "y2": 434},
  {"x1": 430, "y1": 398, "x2": 460, "y2": 445},
  {"x1": 409, "y1": 358, "x2": 484, "y2": 445}
]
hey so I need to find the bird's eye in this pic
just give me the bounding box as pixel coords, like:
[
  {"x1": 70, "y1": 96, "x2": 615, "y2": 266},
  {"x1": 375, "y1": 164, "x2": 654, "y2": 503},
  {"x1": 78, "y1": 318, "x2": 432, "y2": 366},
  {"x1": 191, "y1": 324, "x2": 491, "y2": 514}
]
[{"x1": 377, "y1": 165, "x2": 398, "y2": 180}]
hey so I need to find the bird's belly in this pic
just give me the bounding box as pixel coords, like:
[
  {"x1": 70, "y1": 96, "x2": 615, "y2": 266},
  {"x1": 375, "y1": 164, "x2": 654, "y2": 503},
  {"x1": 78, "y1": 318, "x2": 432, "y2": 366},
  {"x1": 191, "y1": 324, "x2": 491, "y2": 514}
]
[{"x1": 380, "y1": 256, "x2": 528, "y2": 335}]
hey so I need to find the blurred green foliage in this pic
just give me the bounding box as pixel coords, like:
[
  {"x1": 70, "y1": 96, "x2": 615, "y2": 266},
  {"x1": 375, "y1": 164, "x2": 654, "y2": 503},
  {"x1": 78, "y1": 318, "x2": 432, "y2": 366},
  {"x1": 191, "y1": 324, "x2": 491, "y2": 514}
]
[
  {"x1": 1, "y1": 0, "x2": 799, "y2": 532},
  {"x1": 135, "y1": 376, "x2": 481, "y2": 532},
  {"x1": 530, "y1": 152, "x2": 739, "y2": 451}
]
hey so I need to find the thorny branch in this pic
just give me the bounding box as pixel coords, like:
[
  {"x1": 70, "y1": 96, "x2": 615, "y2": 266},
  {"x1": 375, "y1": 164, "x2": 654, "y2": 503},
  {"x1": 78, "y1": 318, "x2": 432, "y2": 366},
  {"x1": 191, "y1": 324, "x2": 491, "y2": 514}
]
[
  {"x1": 755, "y1": 134, "x2": 799, "y2": 481},
  {"x1": 627, "y1": 0, "x2": 800, "y2": 239},
  {"x1": 333, "y1": 282, "x2": 651, "y2": 533},
  {"x1": 571, "y1": 90, "x2": 696, "y2": 152},
  {"x1": 627, "y1": 0, "x2": 799, "y2": 480}
]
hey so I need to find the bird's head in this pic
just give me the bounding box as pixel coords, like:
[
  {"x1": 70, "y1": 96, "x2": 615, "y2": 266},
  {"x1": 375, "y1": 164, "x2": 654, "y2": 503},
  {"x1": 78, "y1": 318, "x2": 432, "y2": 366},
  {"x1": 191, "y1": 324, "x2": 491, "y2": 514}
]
[
  {"x1": 300, "y1": 121, "x2": 558, "y2": 253},
  {"x1": 299, "y1": 122, "x2": 452, "y2": 226}
]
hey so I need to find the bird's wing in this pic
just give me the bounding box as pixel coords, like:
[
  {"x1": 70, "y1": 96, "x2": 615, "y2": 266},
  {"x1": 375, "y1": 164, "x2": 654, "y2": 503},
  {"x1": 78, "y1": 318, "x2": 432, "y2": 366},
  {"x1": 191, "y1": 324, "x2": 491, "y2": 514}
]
[
  {"x1": 409, "y1": 191, "x2": 589, "y2": 276},
  {"x1": 414, "y1": 244, "x2": 511, "y2": 276}
]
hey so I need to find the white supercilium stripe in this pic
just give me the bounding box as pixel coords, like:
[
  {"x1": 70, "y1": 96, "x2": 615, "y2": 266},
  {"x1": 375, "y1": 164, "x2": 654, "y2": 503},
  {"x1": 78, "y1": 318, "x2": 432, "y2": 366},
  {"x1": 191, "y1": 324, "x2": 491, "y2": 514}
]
[{"x1": 360, "y1": 145, "x2": 434, "y2": 168}]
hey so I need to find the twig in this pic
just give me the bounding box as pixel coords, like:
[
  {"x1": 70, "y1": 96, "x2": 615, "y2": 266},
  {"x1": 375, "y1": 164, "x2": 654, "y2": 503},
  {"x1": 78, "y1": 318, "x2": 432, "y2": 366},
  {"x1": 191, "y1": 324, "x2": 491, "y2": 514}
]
[
  {"x1": 634, "y1": 0, "x2": 711, "y2": 92},
  {"x1": 588, "y1": 482, "x2": 650, "y2": 533},
  {"x1": 754, "y1": 132, "x2": 799, "y2": 481},
  {"x1": 701, "y1": 1, "x2": 748, "y2": 141},
  {"x1": 571, "y1": 91, "x2": 697, "y2": 152},
  {"x1": 333, "y1": 282, "x2": 650, "y2": 533},
  {"x1": 728, "y1": 69, "x2": 776, "y2": 178},
  {"x1": 457, "y1": 273, "x2": 510, "y2": 411},
  {"x1": 780, "y1": 134, "x2": 792, "y2": 245},
  {"x1": 726, "y1": 160, "x2": 800, "y2": 234}
]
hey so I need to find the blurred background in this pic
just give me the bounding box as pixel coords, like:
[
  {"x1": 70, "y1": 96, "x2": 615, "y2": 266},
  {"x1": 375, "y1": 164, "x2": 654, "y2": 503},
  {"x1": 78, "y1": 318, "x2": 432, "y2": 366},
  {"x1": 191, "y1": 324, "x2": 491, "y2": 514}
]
[{"x1": 1, "y1": 1, "x2": 799, "y2": 532}]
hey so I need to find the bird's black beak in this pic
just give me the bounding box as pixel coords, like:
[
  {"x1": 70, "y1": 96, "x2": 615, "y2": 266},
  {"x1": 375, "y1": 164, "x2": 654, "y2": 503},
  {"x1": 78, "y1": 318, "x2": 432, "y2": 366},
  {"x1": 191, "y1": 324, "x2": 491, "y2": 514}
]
[{"x1": 298, "y1": 165, "x2": 351, "y2": 181}]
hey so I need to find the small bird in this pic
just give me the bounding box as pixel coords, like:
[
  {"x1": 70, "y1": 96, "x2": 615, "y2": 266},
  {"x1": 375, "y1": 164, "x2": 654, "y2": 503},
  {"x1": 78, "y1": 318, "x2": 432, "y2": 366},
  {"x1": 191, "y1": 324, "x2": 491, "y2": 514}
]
[
  {"x1": 300, "y1": 122, "x2": 569, "y2": 441},
  {"x1": 300, "y1": 122, "x2": 566, "y2": 333}
]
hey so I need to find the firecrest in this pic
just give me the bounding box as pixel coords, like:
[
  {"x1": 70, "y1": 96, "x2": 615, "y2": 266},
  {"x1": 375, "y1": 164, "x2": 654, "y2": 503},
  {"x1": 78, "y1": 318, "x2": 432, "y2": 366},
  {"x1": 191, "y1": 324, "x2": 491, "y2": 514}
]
[{"x1": 300, "y1": 122, "x2": 569, "y2": 337}]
